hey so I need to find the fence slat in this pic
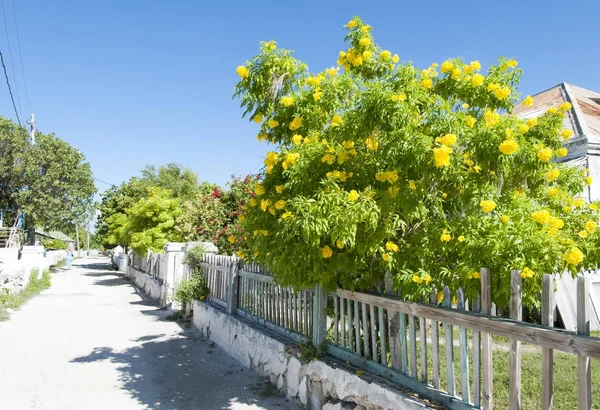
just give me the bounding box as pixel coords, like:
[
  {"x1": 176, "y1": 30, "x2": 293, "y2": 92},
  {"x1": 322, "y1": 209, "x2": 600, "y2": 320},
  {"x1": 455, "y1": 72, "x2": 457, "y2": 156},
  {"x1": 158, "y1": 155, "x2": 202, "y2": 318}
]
[
  {"x1": 362, "y1": 301, "x2": 370, "y2": 359},
  {"x1": 379, "y1": 306, "x2": 387, "y2": 366},
  {"x1": 577, "y1": 276, "x2": 591, "y2": 410},
  {"x1": 431, "y1": 287, "x2": 440, "y2": 389},
  {"x1": 419, "y1": 316, "x2": 427, "y2": 383},
  {"x1": 541, "y1": 274, "x2": 554, "y2": 410},
  {"x1": 334, "y1": 295, "x2": 339, "y2": 346},
  {"x1": 481, "y1": 268, "x2": 493, "y2": 410},
  {"x1": 457, "y1": 289, "x2": 471, "y2": 404},
  {"x1": 400, "y1": 309, "x2": 409, "y2": 374},
  {"x1": 355, "y1": 301, "x2": 361, "y2": 355},
  {"x1": 473, "y1": 294, "x2": 481, "y2": 407},
  {"x1": 341, "y1": 297, "x2": 346, "y2": 349},
  {"x1": 385, "y1": 274, "x2": 401, "y2": 369},
  {"x1": 349, "y1": 299, "x2": 354, "y2": 352},
  {"x1": 370, "y1": 303, "x2": 377, "y2": 362},
  {"x1": 509, "y1": 270, "x2": 522, "y2": 410},
  {"x1": 443, "y1": 287, "x2": 455, "y2": 396},
  {"x1": 409, "y1": 315, "x2": 417, "y2": 378}
]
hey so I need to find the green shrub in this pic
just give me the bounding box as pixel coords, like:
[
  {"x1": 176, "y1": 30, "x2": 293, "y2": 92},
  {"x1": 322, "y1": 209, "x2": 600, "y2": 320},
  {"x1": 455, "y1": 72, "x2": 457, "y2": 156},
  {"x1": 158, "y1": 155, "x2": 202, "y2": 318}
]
[
  {"x1": 174, "y1": 245, "x2": 210, "y2": 308},
  {"x1": 42, "y1": 238, "x2": 67, "y2": 250}
]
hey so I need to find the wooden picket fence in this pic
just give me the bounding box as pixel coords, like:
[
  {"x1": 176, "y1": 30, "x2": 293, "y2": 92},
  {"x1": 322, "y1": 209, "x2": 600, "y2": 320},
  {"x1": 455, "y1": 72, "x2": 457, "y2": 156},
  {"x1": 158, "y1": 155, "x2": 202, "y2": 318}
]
[{"x1": 196, "y1": 254, "x2": 600, "y2": 410}]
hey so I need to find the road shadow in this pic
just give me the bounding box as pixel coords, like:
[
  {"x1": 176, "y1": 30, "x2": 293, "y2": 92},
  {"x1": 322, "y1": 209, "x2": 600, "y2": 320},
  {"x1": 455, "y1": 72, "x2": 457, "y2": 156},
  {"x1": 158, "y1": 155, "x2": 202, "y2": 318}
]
[{"x1": 70, "y1": 329, "x2": 296, "y2": 409}]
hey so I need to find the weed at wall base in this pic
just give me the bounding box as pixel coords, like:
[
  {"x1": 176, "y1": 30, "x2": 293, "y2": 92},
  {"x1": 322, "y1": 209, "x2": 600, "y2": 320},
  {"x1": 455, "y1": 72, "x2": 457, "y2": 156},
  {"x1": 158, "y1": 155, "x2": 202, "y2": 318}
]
[{"x1": 0, "y1": 268, "x2": 52, "y2": 321}]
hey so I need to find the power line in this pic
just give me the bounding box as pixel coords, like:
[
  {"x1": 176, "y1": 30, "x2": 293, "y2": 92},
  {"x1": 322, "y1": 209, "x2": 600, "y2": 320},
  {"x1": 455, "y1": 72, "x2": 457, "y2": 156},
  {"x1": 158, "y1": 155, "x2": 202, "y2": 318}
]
[
  {"x1": 94, "y1": 177, "x2": 117, "y2": 187},
  {"x1": 0, "y1": 48, "x2": 21, "y2": 126},
  {"x1": 0, "y1": 0, "x2": 23, "y2": 121},
  {"x1": 10, "y1": 0, "x2": 29, "y2": 113}
]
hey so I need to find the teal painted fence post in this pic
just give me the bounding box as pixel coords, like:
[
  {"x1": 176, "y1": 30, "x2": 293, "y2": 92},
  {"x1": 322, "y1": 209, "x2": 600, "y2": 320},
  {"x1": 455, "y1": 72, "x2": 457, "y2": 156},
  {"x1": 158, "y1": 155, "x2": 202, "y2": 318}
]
[{"x1": 312, "y1": 284, "x2": 328, "y2": 348}]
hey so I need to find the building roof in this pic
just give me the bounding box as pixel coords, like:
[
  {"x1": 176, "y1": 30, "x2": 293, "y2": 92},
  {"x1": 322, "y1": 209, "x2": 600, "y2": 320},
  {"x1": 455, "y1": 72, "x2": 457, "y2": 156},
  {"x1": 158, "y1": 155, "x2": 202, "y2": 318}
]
[
  {"x1": 35, "y1": 229, "x2": 75, "y2": 242},
  {"x1": 513, "y1": 82, "x2": 600, "y2": 140}
]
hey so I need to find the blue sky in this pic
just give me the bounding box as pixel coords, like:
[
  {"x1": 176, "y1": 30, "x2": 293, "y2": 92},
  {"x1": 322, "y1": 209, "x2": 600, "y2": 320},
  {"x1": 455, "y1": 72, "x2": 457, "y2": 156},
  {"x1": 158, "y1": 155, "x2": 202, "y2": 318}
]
[{"x1": 0, "y1": 0, "x2": 598, "y2": 195}]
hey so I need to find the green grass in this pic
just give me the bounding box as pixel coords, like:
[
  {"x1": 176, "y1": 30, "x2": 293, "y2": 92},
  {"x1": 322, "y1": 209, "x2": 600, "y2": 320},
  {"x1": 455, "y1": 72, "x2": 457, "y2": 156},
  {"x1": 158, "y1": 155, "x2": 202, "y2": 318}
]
[{"x1": 0, "y1": 269, "x2": 52, "y2": 321}]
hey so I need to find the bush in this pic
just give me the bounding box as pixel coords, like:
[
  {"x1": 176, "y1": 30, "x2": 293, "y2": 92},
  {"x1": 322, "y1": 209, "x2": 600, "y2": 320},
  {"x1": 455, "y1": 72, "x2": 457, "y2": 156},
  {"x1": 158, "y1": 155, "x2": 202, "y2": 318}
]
[
  {"x1": 233, "y1": 16, "x2": 596, "y2": 309},
  {"x1": 43, "y1": 238, "x2": 67, "y2": 250},
  {"x1": 174, "y1": 245, "x2": 210, "y2": 307}
]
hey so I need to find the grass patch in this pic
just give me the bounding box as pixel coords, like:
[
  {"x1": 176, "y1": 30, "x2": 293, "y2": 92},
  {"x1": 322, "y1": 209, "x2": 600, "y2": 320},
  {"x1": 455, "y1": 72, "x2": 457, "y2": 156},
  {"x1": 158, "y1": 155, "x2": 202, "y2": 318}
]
[
  {"x1": 50, "y1": 258, "x2": 66, "y2": 269},
  {"x1": 0, "y1": 269, "x2": 52, "y2": 321}
]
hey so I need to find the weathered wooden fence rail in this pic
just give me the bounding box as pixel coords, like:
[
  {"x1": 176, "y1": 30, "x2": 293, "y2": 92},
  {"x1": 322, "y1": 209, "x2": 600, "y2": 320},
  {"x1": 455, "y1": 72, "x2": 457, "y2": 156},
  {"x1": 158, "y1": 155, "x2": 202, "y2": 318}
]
[{"x1": 195, "y1": 253, "x2": 599, "y2": 410}]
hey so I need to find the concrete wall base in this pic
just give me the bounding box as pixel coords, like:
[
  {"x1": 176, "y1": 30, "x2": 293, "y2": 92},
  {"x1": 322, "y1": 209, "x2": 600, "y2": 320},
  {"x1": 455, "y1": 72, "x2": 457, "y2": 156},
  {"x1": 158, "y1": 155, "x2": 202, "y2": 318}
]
[
  {"x1": 125, "y1": 266, "x2": 168, "y2": 306},
  {"x1": 192, "y1": 300, "x2": 429, "y2": 410}
]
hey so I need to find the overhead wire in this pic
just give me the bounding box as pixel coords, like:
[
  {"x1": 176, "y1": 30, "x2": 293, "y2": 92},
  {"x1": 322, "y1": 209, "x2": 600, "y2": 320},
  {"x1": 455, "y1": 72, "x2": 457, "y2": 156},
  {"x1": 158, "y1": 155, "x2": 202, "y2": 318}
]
[
  {"x1": 10, "y1": 0, "x2": 30, "y2": 113},
  {"x1": 0, "y1": 0, "x2": 23, "y2": 122},
  {"x1": 0, "y1": 48, "x2": 21, "y2": 126},
  {"x1": 94, "y1": 178, "x2": 117, "y2": 188}
]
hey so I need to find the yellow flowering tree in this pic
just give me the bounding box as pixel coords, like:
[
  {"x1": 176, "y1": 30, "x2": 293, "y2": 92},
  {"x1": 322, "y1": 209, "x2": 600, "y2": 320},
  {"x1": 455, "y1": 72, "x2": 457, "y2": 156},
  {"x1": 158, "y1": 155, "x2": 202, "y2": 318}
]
[{"x1": 233, "y1": 17, "x2": 597, "y2": 308}]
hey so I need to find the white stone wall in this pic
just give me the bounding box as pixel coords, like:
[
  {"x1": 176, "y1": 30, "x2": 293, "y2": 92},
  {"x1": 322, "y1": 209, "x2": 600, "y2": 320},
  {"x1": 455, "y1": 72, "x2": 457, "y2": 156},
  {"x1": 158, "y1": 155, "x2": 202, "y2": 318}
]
[
  {"x1": 192, "y1": 300, "x2": 427, "y2": 410},
  {"x1": 125, "y1": 265, "x2": 167, "y2": 305},
  {"x1": 0, "y1": 250, "x2": 66, "y2": 294}
]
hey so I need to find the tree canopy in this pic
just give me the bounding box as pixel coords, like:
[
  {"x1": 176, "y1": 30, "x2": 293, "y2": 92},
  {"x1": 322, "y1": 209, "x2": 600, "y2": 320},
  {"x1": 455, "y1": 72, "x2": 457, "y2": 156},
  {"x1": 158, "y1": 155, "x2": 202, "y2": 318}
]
[
  {"x1": 0, "y1": 116, "x2": 96, "y2": 239},
  {"x1": 233, "y1": 17, "x2": 596, "y2": 308}
]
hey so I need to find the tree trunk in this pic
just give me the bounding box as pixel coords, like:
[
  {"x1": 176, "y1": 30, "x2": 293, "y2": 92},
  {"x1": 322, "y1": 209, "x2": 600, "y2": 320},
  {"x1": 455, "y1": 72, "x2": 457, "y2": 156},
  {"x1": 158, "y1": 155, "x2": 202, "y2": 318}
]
[{"x1": 26, "y1": 215, "x2": 35, "y2": 245}]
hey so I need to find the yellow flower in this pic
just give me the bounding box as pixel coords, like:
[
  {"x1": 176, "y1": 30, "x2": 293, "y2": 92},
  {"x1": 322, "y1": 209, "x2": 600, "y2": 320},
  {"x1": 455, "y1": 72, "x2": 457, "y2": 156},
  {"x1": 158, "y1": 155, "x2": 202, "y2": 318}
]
[
  {"x1": 347, "y1": 19, "x2": 357, "y2": 29},
  {"x1": 238, "y1": 214, "x2": 246, "y2": 222},
  {"x1": 305, "y1": 76, "x2": 321, "y2": 87},
  {"x1": 254, "y1": 251, "x2": 259, "y2": 257},
  {"x1": 359, "y1": 37, "x2": 370, "y2": 46},
  {"x1": 360, "y1": 25, "x2": 370, "y2": 33},
  {"x1": 471, "y1": 73, "x2": 484, "y2": 87},
  {"x1": 313, "y1": 88, "x2": 323, "y2": 101},
  {"x1": 442, "y1": 192, "x2": 448, "y2": 198},
  {"x1": 292, "y1": 134, "x2": 303, "y2": 144},
  {"x1": 237, "y1": 251, "x2": 245, "y2": 259},
  {"x1": 412, "y1": 275, "x2": 422, "y2": 283},
  {"x1": 546, "y1": 169, "x2": 560, "y2": 182},
  {"x1": 275, "y1": 200, "x2": 286, "y2": 210},
  {"x1": 440, "y1": 60, "x2": 454, "y2": 73},
  {"x1": 253, "y1": 114, "x2": 263, "y2": 124},
  {"x1": 560, "y1": 129, "x2": 573, "y2": 140},
  {"x1": 590, "y1": 203, "x2": 598, "y2": 211},
  {"x1": 392, "y1": 54, "x2": 399, "y2": 63},
  {"x1": 440, "y1": 133, "x2": 457, "y2": 147},
  {"x1": 440, "y1": 230, "x2": 452, "y2": 242},
  {"x1": 547, "y1": 107, "x2": 558, "y2": 114},
  {"x1": 321, "y1": 154, "x2": 335, "y2": 164},
  {"x1": 282, "y1": 152, "x2": 299, "y2": 169},
  {"x1": 289, "y1": 117, "x2": 303, "y2": 130},
  {"x1": 281, "y1": 96, "x2": 294, "y2": 107},
  {"x1": 586, "y1": 220, "x2": 597, "y2": 233},
  {"x1": 409, "y1": 181, "x2": 416, "y2": 190},
  {"x1": 457, "y1": 235, "x2": 465, "y2": 242},
  {"x1": 421, "y1": 78, "x2": 433, "y2": 89},
  {"x1": 260, "y1": 199, "x2": 270, "y2": 211},
  {"x1": 500, "y1": 215, "x2": 510, "y2": 224},
  {"x1": 508, "y1": 59, "x2": 518, "y2": 68},
  {"x1": 466, "y1": 116, "x2": 477, "y2": 128},
  {"x1": 281, "y1": 211, "x2": 293, "y2": 219},
  {"x1": 494, "y1": 86, "x2": 511, "y2": 100},
  {"x1": 365, "y1": 137, "x2": 379, "y2": 151},
  {"x1": 518, "y1": 124, "x2": 529, "y2": 134},
  {"x1": 336, "y1": 239, "x2": 344, "y2": 249},
  {"x1": 331, "y1": 115, "x2": 343, "y2": 127},
  {"x1": 521, "y1": 267, "x2": 535, "y2": 279},
  {"x1": 254, "y1": 184, "x2": 265, "y2": 196},
  {"x1": 391, "y1": 93, "x2": 407, "y2": 102},
  {"x1": 559, "y1": 102, "x2": 572, "y2": 111},
  {"x1": 499, "y1": 139, "x2": 519, "y2": 155},
  {"x1": 236, "y1": 65, "x2": 249, "y2": 78},
  {"x1": 437, "y1": 291, "x2": 444, "y2": 304},
  {"x1": 527, "y1": 118, "x2": 538, "y2": 127},
  {"x1": 468, "y1": 271, "x2": 481, "y2": 280},
  {"x1": 348, "y1": 190, "x2": 359, "y2": 201},
  {"x1": 322, "y1": 246, "x2": 333, "y2": 259},
  {"x1": 484, "y1": 110, "x2": 499, "y2": 127},
  {"x1": 388, "y1": 186, "x2": 399, "y2": 198},
  {"x1": 362, "y1": 50, "x2": 373, "y2": 60},
  {"x1": 257, "y1": 133, "x2": 268, "y2": 142},
  {"x1": 451, "y1": 68, "x2": 462, "y2": 80},
  {"x1": 548, "y1": 187, "x2": 560, "y2": 198},
  {"x1": 537, "y1": 147, "x2": 553, "y2": 162},
  {"x1": 228, "y1": 235, "x2": 236, "y2": 244},
  {"x1": 563, "y1": 205, "x2": 573, "y2": 213},
  {"x1": 578, "y1": 231, "x2": 589, "y2": 238},
  {"x1": 380, "y1": 50, "x2": 391, "y2": 60},
  {"x1": 556, "y1": 147, "x2": 568, "y2": 158},
  {"x1": 549, "y1": 216, "x2": 564, "y2": 230},
  {"x1": 275, "y1": 185, "x2": 283, "y2": 194},
  {"x1": 564, "y1": 247, "x2": 584, "y2": 266},
  {"x1": 480, "y1": 200, "x2": 496, "y2": 213},
  {"x1": 585, "y1": 176, "x2": 593, "y2": 186},
  {"x1": 433, "y1": 145, "x2": 452, "y2": 167},
  {"x1": 385, "y1": 241, "x2": 399, "y2": 252},
  {"x1": 522, "y1": 95, "x2": 533, "y2": 107},
  {"x1": 248, "y1": 198, "x2": 257, "y2": 207},
  {"x1": 487, "y1": 83, "x2": 500, "y2": 92},
  {"x1": 267, "y1": 119, "x2": 279, "y2": 128},
  {"x1": 532, "y1": 210, "x2": 551, "y2": 224},
  {"x1": 341, "y1": 140, "x2": 354, "y2": 149},
  {"x1": 382, "y1": 253, "x2": 391, "y2": 262}
]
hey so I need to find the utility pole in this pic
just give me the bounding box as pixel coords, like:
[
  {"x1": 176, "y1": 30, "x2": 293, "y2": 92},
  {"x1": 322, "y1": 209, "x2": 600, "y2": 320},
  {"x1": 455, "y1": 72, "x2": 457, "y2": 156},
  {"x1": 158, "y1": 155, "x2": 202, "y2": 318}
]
[
  {"x1": 86, "y1": 221, "x2": 90, "y2": 256},
  {"x1": 75, "y1": 223, "x2": 80, "y2": 257},
  {"x1": 27, "y1": 113, "x2": 35, "y2": 145}
]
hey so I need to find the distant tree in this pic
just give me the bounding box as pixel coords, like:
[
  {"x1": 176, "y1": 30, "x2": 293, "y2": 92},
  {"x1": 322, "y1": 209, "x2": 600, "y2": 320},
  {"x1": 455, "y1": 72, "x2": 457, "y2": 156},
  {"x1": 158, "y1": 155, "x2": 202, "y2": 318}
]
[
  {"x1": 0, "y1": 116, "x2": 96, "y2": 244},
  {"x1": 139, "y1": 163, "x2": 199, "y2": 202},
  {"x1": 106, "y1": 187, "x2": 182, "y2": 254}
]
